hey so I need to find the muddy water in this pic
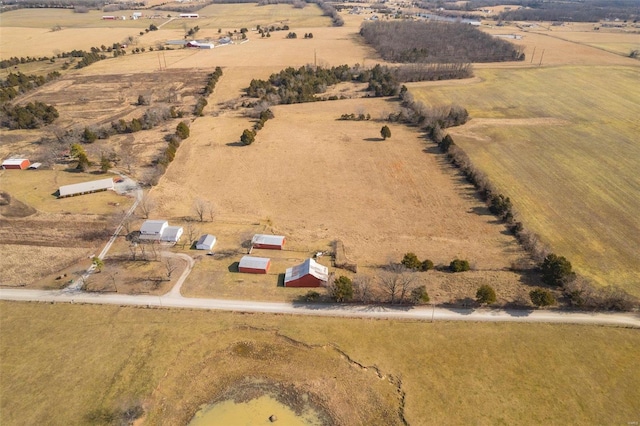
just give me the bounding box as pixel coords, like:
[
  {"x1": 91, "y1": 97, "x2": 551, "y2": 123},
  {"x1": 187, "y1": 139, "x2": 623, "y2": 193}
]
[{"x1": 189, "y1": 395, "x2": 323, "y2": 426}]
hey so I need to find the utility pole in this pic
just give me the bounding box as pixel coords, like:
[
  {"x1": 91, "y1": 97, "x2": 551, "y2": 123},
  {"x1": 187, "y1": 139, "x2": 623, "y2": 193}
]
[{"x1": 530, "y1": 46, "x2": 536, "y2": 64}]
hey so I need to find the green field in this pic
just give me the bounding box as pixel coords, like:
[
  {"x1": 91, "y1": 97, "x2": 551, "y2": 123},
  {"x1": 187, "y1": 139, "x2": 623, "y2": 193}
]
[
  {"x1": 409, "y1": 65, "x2": 640, "y2": 295},
  {"x1": 1, "y1": 302, "x2": 639, "y2": 425}
]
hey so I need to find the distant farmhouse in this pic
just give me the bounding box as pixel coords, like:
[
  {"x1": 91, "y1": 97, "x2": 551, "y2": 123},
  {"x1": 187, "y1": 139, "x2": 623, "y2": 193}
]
[
  {"x1": 284, "y1": 258, "x2": 328, "y2": 287},
  {"x1": 2, "y1": 158, "x2": 30, "y2": 169},
  {"x1": 139, "y1": 220, "x2": 183, "y2": 243},
  {"x1": 58, "y1": 177, "x2": 114, "y2": 198},
  {"x1": 179, "y1": 13, "x2": 199, "y2": 18}
]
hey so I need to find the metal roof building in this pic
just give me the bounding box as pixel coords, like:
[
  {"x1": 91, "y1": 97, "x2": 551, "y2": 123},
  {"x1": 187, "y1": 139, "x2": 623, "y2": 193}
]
[
  {"x1": 251, "y1": 234, "x2": 285, "y2": 250},
  {"x1": 139, "y1": 220, "x2": 183, "y2": 243},
  {"x1": 284, "y1": 258, "x2": 328, "y2": 287},
  {"x1": 161, "y1": 226, "x2": 183, "y2": 243},
  {"x1": 58, "y1": 177, "x2": 114, "y2": 198},
  {"x1": 2, "y1": 158, "x2": 30, "y2": 170},
  {"x1": 196, "y1": 234, "x2": 217, "y2": 250},
  {"x1": 238, "y1": 256, "x2": 271, "y2": 274}
]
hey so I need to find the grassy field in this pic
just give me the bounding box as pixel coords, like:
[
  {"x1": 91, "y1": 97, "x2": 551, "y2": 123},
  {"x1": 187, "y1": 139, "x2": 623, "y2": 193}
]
[
  {"x1": 1, "y1": 302, "x2": 639, "y2": 425},
  {"x1": 408, "y1": 65, "x2": 640, "y2": 295}
]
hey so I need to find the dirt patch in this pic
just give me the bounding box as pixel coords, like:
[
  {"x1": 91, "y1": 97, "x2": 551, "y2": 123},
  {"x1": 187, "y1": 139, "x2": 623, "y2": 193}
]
[{"x1": 0, "y1": 191, "x2": 37, "y2": 218}]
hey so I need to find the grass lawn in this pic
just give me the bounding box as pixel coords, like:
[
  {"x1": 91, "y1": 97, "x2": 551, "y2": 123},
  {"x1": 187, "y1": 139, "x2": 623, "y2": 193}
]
[
  {"x1": 1, "y1": 302, "x2": 639, "y2": 425},
  {"x1": 408, "y1": 65, "x2": 640, "y2": 295}
]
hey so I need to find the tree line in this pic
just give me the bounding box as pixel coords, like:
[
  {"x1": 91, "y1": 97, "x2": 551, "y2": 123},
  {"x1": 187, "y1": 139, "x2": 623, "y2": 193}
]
[
  {"x1": 360, "y1": 21, "x2": 525, "y2": 63},
  {"x1": 498, "y1": 1, "x2": 640, "y2": 22},
  {"x1": 1, "y1": 101, "x2": 58, "y2": 129},
  {"x1": 0, "y1": 71, "x2": 60, "y2": 104}
]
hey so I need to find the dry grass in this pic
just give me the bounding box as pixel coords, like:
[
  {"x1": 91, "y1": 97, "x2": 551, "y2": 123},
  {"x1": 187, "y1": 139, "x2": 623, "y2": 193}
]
[
  {"x1": 1, "y1": 302, "x2": 639, "y2": 425},
  {"x1": 409, "y1": 65, "x2": 640, "y2": 295},
  {"x1": 0, "y1": 169, "x2": 131, "y2": 215},
  {"x1": 0, "y1": 245, "x2": 89, "y2": 287},
  {"x1": 149, "y1": 97, "x2": 529, "y2": 302}
]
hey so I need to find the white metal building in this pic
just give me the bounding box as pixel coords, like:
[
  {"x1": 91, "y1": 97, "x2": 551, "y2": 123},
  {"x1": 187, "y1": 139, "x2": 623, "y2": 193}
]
[
  {"x1": 196, "y1": 234, "x2": 217, "y2": 250},
  {"x1": 58, "y1": 177, "x2": 114, "y2": 198}
]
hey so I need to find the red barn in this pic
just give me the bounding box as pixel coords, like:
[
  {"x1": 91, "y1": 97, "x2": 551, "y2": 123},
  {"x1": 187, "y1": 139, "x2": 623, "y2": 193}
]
[
  {"x1": 284, "y1": 258, "x2": 328, "y2": 288},
  {"x1": 251, "y1": 234, "x2": 285, "y2": 250},
  {"x1": 2, "y1": 159, "x2": 30, "y2": 169},
  {"x1": 238, "y1": 256, "x2": 271, "y2": 274}
]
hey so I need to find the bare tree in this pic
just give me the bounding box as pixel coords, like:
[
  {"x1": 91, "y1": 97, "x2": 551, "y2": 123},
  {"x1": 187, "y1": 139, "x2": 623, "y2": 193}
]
[
  {"x1": 192, "y1": 198, "x2": 210, "y2": 222},
  {"x1": 138, "y1": 193, "x2": 156, "y2": 219},
  {"x1": 185, "y1": 221, "x2": 200, "y2": 249},
  {"x1": 379, "y1": 263, "x2": 415, "y2": 304},
  {"x1": 164, "y1": 258, "x2": 178, "y2": 280},
  {"x1": 129, "y1": 243, "x2": 138, "y2": 261},
  {"x1": 120, "y1": 138, "x2": 135, "y2": 174},
  {"x1": 354, "y1": 275, "x2": 374, "y2": 303},
  {"x1": 148, "y1": 242, "x2": 159, "y2": 261},
  {"x1": 207, "y1": 202, "x2": 215, "y2": 222}
]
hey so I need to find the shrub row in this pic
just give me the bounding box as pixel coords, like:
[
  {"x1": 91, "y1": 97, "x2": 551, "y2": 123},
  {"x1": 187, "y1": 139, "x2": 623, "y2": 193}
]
[
  {"x1": 193, "y1": 67, "x2": 223, "y2": 116},
  {"x1": 240, "y1": 108, "x2": 274, "y2": 145}
]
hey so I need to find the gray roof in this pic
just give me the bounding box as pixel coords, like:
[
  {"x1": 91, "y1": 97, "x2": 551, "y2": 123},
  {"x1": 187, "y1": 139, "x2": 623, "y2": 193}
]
[
  {"x1": 251, "y1": 234, "x2": 285, "y2": 246},
  {"x1": 239, "y1": 256, "x2": 271, "y2": 270},
  {"x1": 196, "y1": 234, "x2": 216, "y2": 249},
  {"x1": 58, "y1": 177, "x2": 114, "y2": 197},
  {"x1": 140, "y1": 220, "x2": 168, "y2": 235}
]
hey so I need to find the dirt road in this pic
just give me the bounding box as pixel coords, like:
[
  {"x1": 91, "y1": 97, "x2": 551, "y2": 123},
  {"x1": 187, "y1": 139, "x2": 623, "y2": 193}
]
[{"x1": 1, "y1": 288, "x2": 638, "y2": 328}]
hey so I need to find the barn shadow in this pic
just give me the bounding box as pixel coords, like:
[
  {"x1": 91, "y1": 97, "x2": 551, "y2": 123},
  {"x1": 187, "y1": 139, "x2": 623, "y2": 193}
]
[{"x1": 228, "y1": 261, "x2": 239, "y2": 272}]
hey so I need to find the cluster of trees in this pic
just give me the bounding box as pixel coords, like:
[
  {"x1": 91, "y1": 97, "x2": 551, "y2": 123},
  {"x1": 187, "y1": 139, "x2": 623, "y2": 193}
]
[
  {"x1": 239, "y1": 108, "x2": 274, "y2": 146},
  {"x1": 391, "y1": 88, "x2": 469, "y2": 130},
  {"x1": 246, "y1": 64, "x2": 401, "y2": 105},
  {"x1": 338, "y1": 112, "x2": 371, "y2": 121},
  {"x1": 401, "y1": 252, "x2": 434, "y2": 271},
  {"x1": 1, "y1": 101, "x2": 58, "y2": 129},
  {"x1": 498, "y1": 1, "x2": 640, "y2": 22},
  {"x1": 185, "y1": 25, "x2": 200, "y2": 37},
  {"x1": 360, "y1": 21, "x2": 525, "y2": 63},
  {"x1": 158, "y1": 122, "x2": 191, "y2": 166},
  {"x1": 286, "y1": 32, "x2": 298, "y2": 39},
  {"x1": 193, "y1": 68, "x2": 223, "y2": 116},
  {"x1": 323, "y1": 266, "x2": 430, "y2": 304},
  {"x1": 311, "y1": 0, "x2": 344, "y2": 26},
  {"x1": 394, "y1": 63, "x2": 473, "y2": 82},
  {"x1": 303, "y1": 32, "x2": 314, "y2": 39},
  {"x1": 0, "y1": 71, "x2": 60, "y2": 104}
]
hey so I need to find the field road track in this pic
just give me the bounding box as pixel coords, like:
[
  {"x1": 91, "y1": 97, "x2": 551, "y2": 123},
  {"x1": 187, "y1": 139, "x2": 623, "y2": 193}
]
[
  {"x1": 66, "y1": 173, "x2": 143, "y2": 291},
  {"x1": 1, "y1": 288, "x2": 638, "y2": 328}
]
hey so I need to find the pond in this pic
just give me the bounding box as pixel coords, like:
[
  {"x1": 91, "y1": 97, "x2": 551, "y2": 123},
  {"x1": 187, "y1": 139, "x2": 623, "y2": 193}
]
[{"x1": 189, "y1": 394, "x2": 323, "y2": 426}]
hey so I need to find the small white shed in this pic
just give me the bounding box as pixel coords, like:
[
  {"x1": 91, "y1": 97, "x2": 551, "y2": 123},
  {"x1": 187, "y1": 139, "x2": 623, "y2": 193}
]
[{"x1": 196, "y1": 234, "x2": 217, "y2": 250}]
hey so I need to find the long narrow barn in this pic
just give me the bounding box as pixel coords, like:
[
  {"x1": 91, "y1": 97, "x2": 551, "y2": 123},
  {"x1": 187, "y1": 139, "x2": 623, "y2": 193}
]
[{"x1": 58, "y1": 178, "x2": 114, "y2": 198}]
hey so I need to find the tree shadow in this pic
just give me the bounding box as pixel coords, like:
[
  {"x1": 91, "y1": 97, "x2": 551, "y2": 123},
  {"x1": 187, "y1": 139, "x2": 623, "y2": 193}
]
[
  {"x1": 276, "y1": 273, "x2": 285, "y2": 287},
  {"x1": 225, "y1": 141, "x2": 245, "y2": 147},
  {"x1": 228, "y1": 261, "x2": 239, "y2": 272},
  {"x1": 470, "y1": 206, "x2": 493, "y2": 216},
  {"x1": 363, "y1": 137, "x2": 385, "y2": 142}
]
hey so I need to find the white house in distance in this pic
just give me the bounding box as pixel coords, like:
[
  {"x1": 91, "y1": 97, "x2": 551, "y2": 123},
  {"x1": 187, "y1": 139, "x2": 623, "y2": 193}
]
[
  {"x1": 284, "y1": 258, "x2": 329, "y2": 287},
  {"x1": 58, "y1": 177, "x2": 114, "y2": 198},
  {"x1": 139, "y1": 220, "x2": 183, "y2": 243},
  {"x1": 2, "y1": 158, "x2": 30, "y2": 169},
  {"x1": 196, "y1": 234, "x2": 216, "y2": 250}
]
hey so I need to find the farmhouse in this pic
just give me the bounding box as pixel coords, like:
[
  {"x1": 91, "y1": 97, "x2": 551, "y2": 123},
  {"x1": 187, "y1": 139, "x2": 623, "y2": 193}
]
[
  {"x1": 180, "y1": 13, "x2": 199, "y2": 18},
  {"x1": 2, "y1": 158, "x2": 30, "y2": 169},
  {"x1": 252, "y1": 234, "x2": 285, "y2": 250},
  {"x1": 238, "y1": 256, "x2": 271, "y2": 274},
  {"x1": 139, "y1": 220, "x2": 184, "y2": 243},
  {"x1": 196, "y1": 234, "x2": 217, "y2": 250},
  {"x1": 284, "y1": 258, "x2": 328, "y2": 288},
  {"x1": 58, "y1": 177, "x2": 114, "y2": 198},
  {"x1": 186, "y1": 41, "x2": 215, "y2": 49}
]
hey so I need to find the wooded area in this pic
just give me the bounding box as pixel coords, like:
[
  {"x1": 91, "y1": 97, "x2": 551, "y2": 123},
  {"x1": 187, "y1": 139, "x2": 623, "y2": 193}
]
[{"x1": 360, "y1": 21, "x2": 525, "y2": 63}]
